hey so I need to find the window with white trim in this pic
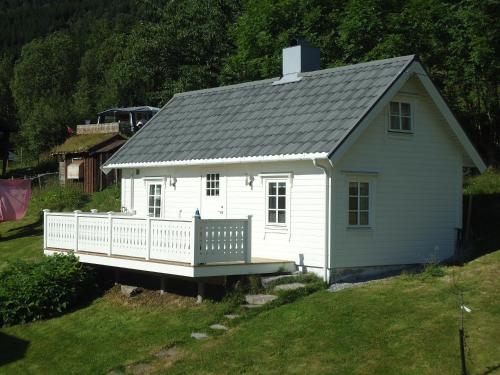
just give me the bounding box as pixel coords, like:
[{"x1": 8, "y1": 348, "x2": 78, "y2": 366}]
[
  {"x1": 148, "y1": 183, "x2": 162, "y2": 217},
  {"x1": 266, "y1": 180, "x2": 287, "y2": 225},
  {"x1": 206, "y1": 173, "x2": 220, "y2": 196},
  {"x1": 348, "y1": 181, "x2": 370, "y2": 226},
  {"x1": 389, "y1": 101, "x2": 412, "y2": 132}
]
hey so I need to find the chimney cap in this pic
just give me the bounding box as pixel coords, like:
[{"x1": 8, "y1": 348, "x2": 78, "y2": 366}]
[{"x1": 290, "y1": 38, "x2": 311, "y2": 47}]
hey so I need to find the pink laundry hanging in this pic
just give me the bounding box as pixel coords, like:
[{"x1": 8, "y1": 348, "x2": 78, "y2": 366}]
[{"x1": 0, "y1": 179, "x2": 32, "y2": 222}]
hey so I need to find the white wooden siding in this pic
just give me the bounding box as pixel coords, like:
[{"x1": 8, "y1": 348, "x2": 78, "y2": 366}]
[
  {"x1": 121, "y1": 161, "x2": 327, "y2": 269},
  {"x1": 331, "y1": 76, "x2": 465, "y2": 267}
]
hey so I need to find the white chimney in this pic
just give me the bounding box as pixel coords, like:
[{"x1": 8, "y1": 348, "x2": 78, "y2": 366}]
[{"x1": 274, "y1": 38, "x2": 320, "y2": 85}]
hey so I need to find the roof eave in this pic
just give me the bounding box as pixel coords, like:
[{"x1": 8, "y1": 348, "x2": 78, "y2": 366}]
[{"x1": 102, "y1": 152, "x2": 330, "y2": 172}]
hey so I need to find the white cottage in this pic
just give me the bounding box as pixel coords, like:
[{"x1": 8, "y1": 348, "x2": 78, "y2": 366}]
[{"x1": 43, "y1": 41, "x2": 485, "y2": 283}]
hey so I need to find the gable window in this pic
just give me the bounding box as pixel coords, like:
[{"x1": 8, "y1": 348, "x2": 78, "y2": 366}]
[
  {"x1": 389, "y1": 101, "x2": 412, "y2": 132},
  {"x1": 348, "y1": 181, "x2": 370, "y2": 226},
  {"x1": 267, "y1": 181, "x2": 287, "y2": 225},
  {"x1": 148, "y1": 183, "x2": 162, "y2": 217},
  {"x1": 206, "y1": 173, "x2": 220, "y2": 196}
]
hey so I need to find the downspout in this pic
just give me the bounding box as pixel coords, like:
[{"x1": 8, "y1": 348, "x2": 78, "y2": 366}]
[{"x1": 312, "y1": 158, "x2": 334, "y2": 283}]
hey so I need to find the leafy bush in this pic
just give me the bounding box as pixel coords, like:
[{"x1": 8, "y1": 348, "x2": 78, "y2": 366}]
[
  {"x1": 422, "y1": 262, "x2": 446, "y2": 278},
  {"x1": 0, "y1": 254, "x2": 95, "y2": 326},
  {"x1": 29, "y1": 183, "x2": 89, "y2": 214},
  {"x1": 464, "y1": 168, "x2": 500, "y2": 195},
  {"x1": 83, "y1": 184, "x2": 121, "y2": 212}
]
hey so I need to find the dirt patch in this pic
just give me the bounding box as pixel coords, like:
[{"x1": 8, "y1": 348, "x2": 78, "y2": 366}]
[{"x1": 104, "y1": 286, "x2": 198, "y2": 309}]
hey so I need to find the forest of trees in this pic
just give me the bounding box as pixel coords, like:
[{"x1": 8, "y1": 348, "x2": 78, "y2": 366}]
[{"x1": 0, "y1": 0, "x2": 498, "y2": 167}]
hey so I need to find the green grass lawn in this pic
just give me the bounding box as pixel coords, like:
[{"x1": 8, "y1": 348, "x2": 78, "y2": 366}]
[
  {"x1": 1, "y1": 183, "x2": 499, "y2": 374},
  {"x1": 164, "y1": 252, "x2": 500, "y2": 375}
]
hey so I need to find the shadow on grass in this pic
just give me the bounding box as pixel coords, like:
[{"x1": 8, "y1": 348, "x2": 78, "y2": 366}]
[
  {"x1": 0, "y1": 332, "x2": 30, "y2": 366},
  {"x1": 0, "y1": 216, "x2": 43, "y2": 243}
]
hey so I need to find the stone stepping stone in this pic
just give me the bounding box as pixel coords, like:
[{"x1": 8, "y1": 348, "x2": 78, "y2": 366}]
[
  {"x1": 128, "y1": 363, "x2": 153, "y2": 375},
  {"x1": 210, "y1": 324, "x2": 228, "y2": 331},
  {"x1": 224, "y1": 314, "x2": 240, "y2": 320},
  {"x1": 245, "y1": 294, "x2": 278, "y2": 305},
  {"x1": 273, "y1": 282, "x2": 306, "y2": 291},
  {"x1": 156, "y1": 346, "x2": 178, "y2": 359},
  {"x1": 191, "y1": 332, "x2": 209, "y2": 340}
]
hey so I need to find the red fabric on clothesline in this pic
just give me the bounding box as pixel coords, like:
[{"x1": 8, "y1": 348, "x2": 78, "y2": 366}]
[{"x1": 0, "y1": 179, "x2": 32, "y2": 222}]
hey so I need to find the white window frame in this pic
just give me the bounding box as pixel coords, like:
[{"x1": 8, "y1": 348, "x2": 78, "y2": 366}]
[
  {"x1": 343, "y1": 173, "x2": 377, "y2": 229},
  {"x1": 262, "y1": 176, "x2": 291, "y2": 233},
  {"x1": 205, "y1": 173, "x2": 220, "y2": 197},
  {"x1": 388, "y1": 100, "x2": 413, "y2": 133}
]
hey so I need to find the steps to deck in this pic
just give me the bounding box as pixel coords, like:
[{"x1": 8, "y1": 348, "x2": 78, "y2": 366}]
[
  {"x1": 261, "y1": 273, "x2": 301, "y2": 288},
  {"x1": 273, "y1": 282, "x2": 306, "y2": 291}
]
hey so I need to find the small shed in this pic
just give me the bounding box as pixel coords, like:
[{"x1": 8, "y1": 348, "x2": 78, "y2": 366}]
[{"x1": 52, "y1": 131, "x2": 126, "y2": 193}]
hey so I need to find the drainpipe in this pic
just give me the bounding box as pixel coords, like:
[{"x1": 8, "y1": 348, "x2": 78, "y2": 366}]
[{"x1": 313, "y1": 158, "x2": 333, "y2": 283}]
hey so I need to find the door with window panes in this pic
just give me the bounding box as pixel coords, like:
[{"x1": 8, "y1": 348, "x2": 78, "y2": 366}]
[
  {"x1": 201, "y1": 172, "x2": 225, "y2": 218},
  {"x1": 147, "y1": 182, "x2": 162, "y2": 217}
]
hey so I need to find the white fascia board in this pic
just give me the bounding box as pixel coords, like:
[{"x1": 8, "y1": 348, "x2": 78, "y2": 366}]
[
  {"x1": 102, "y1": 152, "x2": 329, "y2": 171},
  {"x1": 411, "y1": 62, "x2": 487, "y2": 173}
]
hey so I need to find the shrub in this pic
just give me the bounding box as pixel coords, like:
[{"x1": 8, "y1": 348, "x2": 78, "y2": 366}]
[
  {"x1": 0, "y1": 254, "x2": 95, "y2": 326},
  {"x1": 464, "y1": 168, "x2": 500, "y2": 195},
  {"x1": 29, "y1": 183, "x2": 89, "y2": 214},
  {"x1": 83, "y1": 184, "x2": 121, "y2": 212}
]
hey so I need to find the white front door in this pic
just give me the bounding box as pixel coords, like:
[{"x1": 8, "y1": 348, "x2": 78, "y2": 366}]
[{"x1": 201, "y1": 172, "x2": 225, "y2": 218}]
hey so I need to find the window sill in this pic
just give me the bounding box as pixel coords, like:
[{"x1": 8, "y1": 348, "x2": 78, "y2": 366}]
[
  {"x1": 388, "y1": 129, "x2": 413, "y2": 135},
  {"x1": 265, "y1": 225, "x2": 289, "y2": 234},
  {"x1": 346, "y1": 225, "x2": 373, "y2": 231}
]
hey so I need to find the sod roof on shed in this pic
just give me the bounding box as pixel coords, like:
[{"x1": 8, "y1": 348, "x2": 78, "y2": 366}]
[
  {"x1": 51, "y1": 133, "x2": 119, "y2": 155},
  {"x1": 104, "y1": 55, "x2": 415, "y2": 166}
]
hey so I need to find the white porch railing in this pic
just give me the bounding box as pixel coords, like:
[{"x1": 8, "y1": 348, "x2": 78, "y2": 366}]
[{"x1": 43, "y1": 210, "x2": 252, "y2": 265}]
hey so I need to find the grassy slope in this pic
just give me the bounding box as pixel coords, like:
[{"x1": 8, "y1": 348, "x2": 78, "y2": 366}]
[
  {"x1": 165, "y1": 252, "x2": 500, "y2": 375},
  {"x1": 0, "y1": 290, "x2": 231, "y2": 374}
]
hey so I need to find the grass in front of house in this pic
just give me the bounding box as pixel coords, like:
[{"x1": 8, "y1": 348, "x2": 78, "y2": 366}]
[
  {"x1": 164, "y1": 251, "x2": 500, "y2": 375},
  {"x1": 0, "y1": 287, "x2": 233, "y2": 374}
]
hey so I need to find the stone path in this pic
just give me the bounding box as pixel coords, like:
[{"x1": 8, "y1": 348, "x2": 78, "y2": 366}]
[
  {"x1": 224, "y1": 314, "x2": 240, "y2": 320},
  {"x1": 245, "y1": 294, "x2": 278, "y2": 305},
  {"x1": 210, "y1": 324, "x2": 228, "y2": 331},
  {"x1": 261, "y1": 273, "x2": 301, "y2": 287},
  {"x1": 191, "y1": 332, "x2": 209, "y2": 340}
]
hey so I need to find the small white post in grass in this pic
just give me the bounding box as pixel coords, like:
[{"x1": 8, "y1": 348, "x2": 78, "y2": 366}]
[
  {"x1": 42, "y1": 209, "x2": 50, "y2": 250},
  {"x1": 246, "y1": 215, "x2": 252, "y2": 263},
  {"x1": 73, "y1": 210, "x2": 81, "y2": 253},
  {"x1": 107, "y1": 211, "x2": 113, "y2": 256}
]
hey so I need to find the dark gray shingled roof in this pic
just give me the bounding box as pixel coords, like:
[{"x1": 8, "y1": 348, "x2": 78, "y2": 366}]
[{"x1": 104, "y1": 55, "x2": 415, "y2": 166}]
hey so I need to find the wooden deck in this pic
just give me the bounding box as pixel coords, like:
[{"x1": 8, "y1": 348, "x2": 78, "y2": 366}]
[{"x1": 44, "y1": 248, "x2": 296, "y2": 278}]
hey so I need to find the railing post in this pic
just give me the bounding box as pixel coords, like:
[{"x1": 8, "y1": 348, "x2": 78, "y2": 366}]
[
  {"x1": 246, "y1": 215, "x2": 252, "y2": 263},
  {"x1": 42, "y1": 209, "x2": 50, "y2": 250},
  {"x1": 191, "y1": 215, "x2": 201, "y2": 265},
  {"x1": 73, "y1": 210, "x2": 81, "y2": 253},
  {"x1": 107, "y1": 211, "x2": 113, "y2": 256},
  {"x1": 146, "y1": 215, "x2": 151, "y2": 260}
]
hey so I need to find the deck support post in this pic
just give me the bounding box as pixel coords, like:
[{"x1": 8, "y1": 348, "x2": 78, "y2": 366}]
[
  {"x1": 42, "y1": 209, "x2": 50, "y2": 250},
  {"x1": 146, "y1": 215, "x2": 151, "y2": 260},
  {"x1": 160, "y1": 276, "x2": 166, "y2": 295},
  {"x1": 73, "y1": 210, "x2": 81, "y2": 253},
  {"x1": 196, "y1": 281, "x2": 205, "y2": 304},
  {"x1": 114, "y1": 269, "x2": 120, "y2": 285}
]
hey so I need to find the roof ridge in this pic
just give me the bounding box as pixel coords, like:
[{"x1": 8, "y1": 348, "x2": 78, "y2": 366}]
[{"x1": 173, "y1": 55, "x2": 415, "y2": 98}]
